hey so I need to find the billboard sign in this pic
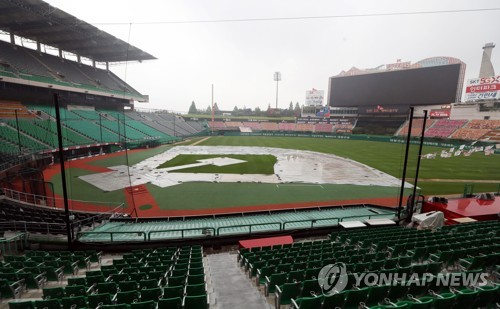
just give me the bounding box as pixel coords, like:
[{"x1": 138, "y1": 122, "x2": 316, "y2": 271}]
[
  {"x1": 386, "y1": 61, "x2": 411, "y2": 70},
  {"x1": 465, "y1": 75, "x2": 500, "y2": 101},
  {"x1": 430, "y1": 109, "x2": 450, "y2": 118},
  {"x1": 305, "y1": 89, "x2": 324, "y2": 106}
]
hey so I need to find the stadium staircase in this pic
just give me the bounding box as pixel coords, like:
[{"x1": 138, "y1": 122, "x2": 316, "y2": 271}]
[{"x1": 208, "y1": 252, "x2": 271, "y2": 309}]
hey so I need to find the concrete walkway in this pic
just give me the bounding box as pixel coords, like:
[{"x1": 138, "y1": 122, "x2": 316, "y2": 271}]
[{"x1": 208, "y1": 252, "x2": 272, "y2": 309}]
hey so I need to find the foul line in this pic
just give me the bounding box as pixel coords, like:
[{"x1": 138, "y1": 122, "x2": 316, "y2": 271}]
[{"x1": 190, "y1": 136, "x2": 211, "y2": 146}]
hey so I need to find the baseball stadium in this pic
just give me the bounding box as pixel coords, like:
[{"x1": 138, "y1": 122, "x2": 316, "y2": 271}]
[{"x1": 0, "y1": 1, "x2": 499, "y2": 309}]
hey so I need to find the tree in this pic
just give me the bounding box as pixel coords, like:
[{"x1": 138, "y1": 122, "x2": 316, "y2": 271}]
[
  {"x1": 205, "y1": 105, "x2": 212, "y2": 114},
  {"x1": 213, "y1": 103, "x2": 220, "y2": 115},
  {"x1": 289, "y1": 101, "x2": 294, "y2": 111},
  {"x1": 254, "y1": 106, "x2": 261, "y2": 114},
  {"x1": 188, "y1": 101, "x2": 197, "y2": 114},
  {"x1": 294, "y1": 102, "x2": 301, "y2": 116}
]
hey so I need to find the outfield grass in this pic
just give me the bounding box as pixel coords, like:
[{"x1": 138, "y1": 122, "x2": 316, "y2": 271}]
[
  {"x1": 49, "y1": 136, "x2": 499, "y2": 209},
  {"x1": 146, "y1": 182, "x2": 409, "y2": 210},
  {"x1": 157, "y1": 154, "x2": 276, "y2": 174},
  {"x1": 197, "y1": 136, "x2": 500, "y2": 195}
]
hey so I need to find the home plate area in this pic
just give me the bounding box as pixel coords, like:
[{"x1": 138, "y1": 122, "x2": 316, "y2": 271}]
[{"x1": 79, "y1": 146, "x2": 408, "y2": 191}]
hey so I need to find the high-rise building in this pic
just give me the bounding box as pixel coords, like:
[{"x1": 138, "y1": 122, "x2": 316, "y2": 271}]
[{"x1": 479, "y1": 43, "x2": 495, "y2": 78}]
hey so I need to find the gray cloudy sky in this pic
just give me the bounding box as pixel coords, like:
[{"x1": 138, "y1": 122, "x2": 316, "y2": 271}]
[{"x1": 44, "y1": 0, "x2": 499, "y2": 113}]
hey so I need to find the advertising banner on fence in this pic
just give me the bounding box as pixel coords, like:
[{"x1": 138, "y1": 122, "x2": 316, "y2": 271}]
[
  {"x1": 465, "y1": 75, "x2": 500, "y2": 101},
  {"x1": 430, "y1": 109, "x2": 450, "y2": 118}
]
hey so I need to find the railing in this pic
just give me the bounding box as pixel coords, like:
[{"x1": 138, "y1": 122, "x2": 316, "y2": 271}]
[
  {"x1": 339, "y1": 213, "x2": 393, "y2": 222},
  {"x1": 216, "y1": 222, "x2": 282, "y2": 236},
  {"x1": 1, "y1": 187, "x2": 125, "y2": 214},
  {"x1": 283, "y1": 217, "x2": 340, "y2": 230},
  {"x1": 77, "y1": 214, "x2": 395, "y2": 242},
  {"x1": 0, "y1": 233, "x2": 27, "y2": 255},
  {"x1": 76, "y1": 231, "x2": 147, "y2": 242},
  {"x1": 0, "y1": 221, "x2": 67, "y2": 235},
  {"x1": 148, "y1": 227, "x2": 216, "y2": 241}
]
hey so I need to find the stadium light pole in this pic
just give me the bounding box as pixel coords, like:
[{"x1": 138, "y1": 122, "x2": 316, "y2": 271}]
[
  {"x1": 274, "y1": 72, "x2": 281, "y2": 109},
  {"x1": 397, "y1": 107, "x2": 414, "y2": 222}
]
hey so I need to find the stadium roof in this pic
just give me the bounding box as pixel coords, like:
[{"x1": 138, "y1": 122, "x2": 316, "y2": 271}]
[{"x1": 0, "y1": 0, "x2": 156, "y2": 63}]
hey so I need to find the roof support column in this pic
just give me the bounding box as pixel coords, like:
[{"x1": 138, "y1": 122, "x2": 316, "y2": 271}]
[
  {"x1": 77, "y1": 55, "x2": 81, "y2": 63},
  {"x1": 92, "y1": 60, "x2": 96, "y2": 68},
  {"x1": 106, "y1": 62, "x2": 109, "y2": 71},
  {"x1": 10, "y1": 32, "x2": 15, "y2": 44},
  {"x1": 37, "y1": 41, "x2": 41, "y2": 52},
  {"x1": 59, "y1": 49, "x2": 63, "y2": 58}
]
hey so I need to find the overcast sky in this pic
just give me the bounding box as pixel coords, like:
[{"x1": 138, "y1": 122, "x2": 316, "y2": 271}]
[{"x1": 42, "y1": 0, "x2": 500, "y2": 113}]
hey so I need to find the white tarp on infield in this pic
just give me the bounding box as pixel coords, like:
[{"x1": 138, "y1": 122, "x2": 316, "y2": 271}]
[{"x1": 79, "y1": 146, "x2": 411, "y2": 191}]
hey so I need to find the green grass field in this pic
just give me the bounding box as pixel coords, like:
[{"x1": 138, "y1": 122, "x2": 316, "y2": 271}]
[
  {"x1": 157, "y1": 154, "x2": 276, "y2": 174},
  {"x1": 49, "y1": 136, "x2": 499, "y2": 211}
]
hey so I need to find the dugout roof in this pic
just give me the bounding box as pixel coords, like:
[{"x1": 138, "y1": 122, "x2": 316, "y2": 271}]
[{"x1": 0, "y1": 0, "x2": 156, "y2": 63}]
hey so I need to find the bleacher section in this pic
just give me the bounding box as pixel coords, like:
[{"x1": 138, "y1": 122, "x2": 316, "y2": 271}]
[
  {"x1": 260, "y1": 122, "x2": 279, "y2": 131},
  {"x1": 314, "y1": 123, "x2": 333, "y2": 133},
  {"x1": 78, "y1": 206, "x2": 395, "y2": 242},
  {"x1": 296, "y1": 123, "x2": 314, "y2": 132},
  {"x1": 396, "y1": 118, "x2": 500, "y2": 141},
  {"x1": 239, "y1": 221, "x2": 500, "y2": 309},
  {"x1": 2, "y1": 246, "x2": 209, "y2": 309},
  {"x1": 0, "y1": 101, "x2": 34, "y2": 119},
  {"x1": 425, "y1": 119, "x2": 466, "y2": 138},
  {"x1": 397, "y1": 119, "x2": 436, "y2": 137},
  {"x1": 0, "y1": 201, "x2": 102, "y2": 235},
  {"x1": 0, "y1": 41, "x2": 142, "y2": 98},
  {"x1": 0, "y1": 104, "x2": 188, "y2": 153},
  {"x1": 278, "y1": 123, "x2": 296, "y2": 131}
]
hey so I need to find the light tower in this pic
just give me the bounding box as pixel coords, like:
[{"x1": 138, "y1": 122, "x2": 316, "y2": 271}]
[
  {"x1": 273, "y1": 72, "x2": 281, "y2": 109},
  {"x1": 479, "y1": 43, "x2": 495, "y2": 78}
]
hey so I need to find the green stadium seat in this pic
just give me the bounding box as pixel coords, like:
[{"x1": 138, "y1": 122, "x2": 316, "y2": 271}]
[
  {"x1": 275, "y1": 282, "x2": 301, "y2": 308},
  {"x1": 33, "y1": 299, "x2": 60, "y2": 309},
  {"x1": 264, "y1": 273, "x2": 287, "y2": 296},
  {"x1": 42, "y1": 287, "x2": 65, "y2": 300},
  {"x1": 130, "y1": 300, "x2": 156, "y2": 309},
  {"x1": 182, "y1": 294, "x2": 209, "y2": 309},
  {"x1": 140, "y1": 287, "x2": 163, "y2": 302},
  {"x1": 290, "y1": 295, "x2": 324, "y2": 309},
  {"x1": 60, "y1": 296, "x2": 87, "y2": 309},
  {"x1": 8, "y1": 301, "x2": 35, "y2": 309},
  {"x1": 158, "y1": 297, "x2": 182, "y2": 309},
  {"x1": 88, "y1": 292, "x2": 112, "y2": 308}
]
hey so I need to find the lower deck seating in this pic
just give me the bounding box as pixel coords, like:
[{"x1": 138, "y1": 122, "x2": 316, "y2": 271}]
[
  {"x1": 239, "y1": 221, "x2": 500, "y2": 309},
  {"x1": 4, "y1": 246, "x2": 208, "y2": 309}
]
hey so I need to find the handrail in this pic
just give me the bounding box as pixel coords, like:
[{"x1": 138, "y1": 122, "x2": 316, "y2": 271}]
[
  {"x1": 76, "y1": 231, "x2": 147, "y2": 242},
  {"x1": 147, "y1": 227, "x2": 216, "y2": 241},
  {"x1": 339, "y1": 213, "x2": 394, "y2": 222},
  {"x1": 216, "y1": 222, "x2": 282, "y2": 236},
  {"x1": 282, "y1": 217, "x2": 340, "y2": 230}
]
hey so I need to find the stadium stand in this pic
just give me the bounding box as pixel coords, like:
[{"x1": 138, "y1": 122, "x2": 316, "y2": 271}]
[
  {"x1": 239, "y1": 220, "x2": 500, "y2": 309},
  {"x1": 482, "y1": 128, "x2": 500, "y2": 142},
  {"x1": 208, "y1": 121, "x2": 226, "y2": 129},
  {"x1": 224, "y1": 121, "x2": 243, "y2": 129},
  {"x1": 242, "y1": 122, "x2": 262, "y2": 130},
  {"x1": 0, "y1": 101, "x2": 34, "y2": 119},
  {"x1": 3, "y1": 246, "x2": 208, "y2": 309},
  {"x1": 296, "y1": 123, "x2": 314, "y2": 132},
  {"x1": 397, "y1": 119, "x2": 436, "y2": 137},
  {"x1": 314, "y1": 123, "x2": 333, "y2": 133},
  {"x1": 278, "y1": 123, "x2": 296, "y2": 131},
  {"x1": 0, "y1": 41, "x2": 141, "y2": 97},
  {"x1": 0, "y1": 123, "x2": 46, "y2": 152},
  {"x1": 260, "y1": 122, "x2": 279, "y2": 131},
  {"x1": 78, "y1": 206, "x2": 394, "y2": 242},
  {"x1": 451, "y1": 128, "x2": 492, "y2": 141},
  {"x1": 424, "y1": 119, "x2": 467, "y2": 138},
  {"x1": 0, "y1": 201, "x2": 103, "y2": 235}
]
